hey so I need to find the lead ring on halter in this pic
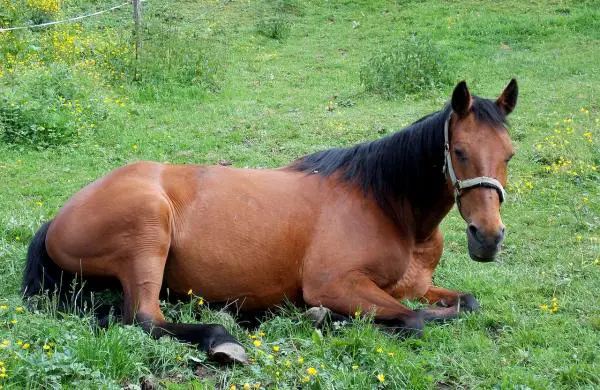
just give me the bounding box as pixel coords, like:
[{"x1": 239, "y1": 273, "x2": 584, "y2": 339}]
[{"x1": 442, "y1": 112, "x2": 506, "y2": 215}]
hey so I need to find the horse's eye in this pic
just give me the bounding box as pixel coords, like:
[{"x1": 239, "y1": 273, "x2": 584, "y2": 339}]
[{"x1": 454, "y1": 149, "x2": 467, "y2": 162}]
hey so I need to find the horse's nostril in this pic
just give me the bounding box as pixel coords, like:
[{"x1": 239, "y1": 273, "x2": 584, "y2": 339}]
[{"x1": 468, "y1": 224, "x2": 480, "y2": 240}]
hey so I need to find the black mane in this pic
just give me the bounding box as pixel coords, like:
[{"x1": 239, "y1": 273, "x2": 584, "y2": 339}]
[{"x1": 289, "y1": 97, "x2": 507, "y2": 220}]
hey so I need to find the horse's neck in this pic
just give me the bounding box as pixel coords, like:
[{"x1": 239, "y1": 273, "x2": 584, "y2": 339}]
[{"x1": 397, "y1": 183, "x2": 455, "y2": 242}]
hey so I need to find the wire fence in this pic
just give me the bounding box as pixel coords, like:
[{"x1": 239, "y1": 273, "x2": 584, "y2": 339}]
[{"x1": 0, "y1": 1, "x2": 134, "y2": 33}]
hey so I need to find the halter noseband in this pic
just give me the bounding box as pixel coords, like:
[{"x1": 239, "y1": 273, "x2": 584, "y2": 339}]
[{"x1": 442, "y1": 112, "x2": 506, "y2": 217}]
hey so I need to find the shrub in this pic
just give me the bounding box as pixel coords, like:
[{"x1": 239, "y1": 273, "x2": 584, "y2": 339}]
[
  {"x1": 256, "y1": 16, "x2": 290, "y2": 40},
  {"x1": 360, "y1": 36, "x2": 450, "y2": 99},
  {"x1": 0, "y1": 64, "x2": 109, "y2": 149}
]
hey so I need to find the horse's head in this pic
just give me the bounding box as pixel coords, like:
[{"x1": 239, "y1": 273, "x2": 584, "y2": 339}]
[{"x1": 446, "y1": 79, "x2": 518, "y2": 261}]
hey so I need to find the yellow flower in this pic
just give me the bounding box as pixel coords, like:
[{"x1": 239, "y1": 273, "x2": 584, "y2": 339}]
[
  {"x1": 352, "y1": 365, "x2": 359, "y2": 370},
  {"x1": 285, "y1": 359, "x2": 291, "y2": 367},
  {"x1": 354, "y1": 309, "x2": 361, "y2": 318},
  {"x1": 0, "y1": 361, "x2": 3, "y2": 366},
  {"x1": 388, "y1": 352, "x2": 395, "y2": 357},
  {"x1": 0, "y1": 372, "x2": 6, "y2": 379},
  {"x1": 551, "y1": 306, "x2": 559, "y2": 313},
  {"x1": 16, "y1": 340, "x2": 22, "y2": 346},
  {"x1": 43, "y1": 344, "x2": 51, "y2": 351},
  {"x1": 376, "y1": 373, "x2": 385, "y2": 382},
  {"x1": 22, "y1": 343, "x2": 30, "y2": 350},
  {"x1": 229, "y1": 385, "x2": 237, "y2": 390},
  {"x1": 187, "y1": 289, "x2": 193, "y2": 296},
  {"x1": 249, "y1": 334, "x2": 257, "y2": 339},
  {"x1": 576, "y1": 235, "x2": 584, "y2": 242},
  {"x1": 583, "y1": 197, "x2": 589, "y2": 203},
  {"x1": 540, "y1": 304, "x2": 548, "y2": 311},
  {"x1": 253, "y1": 383, "x2": 261, "y2": 389},
  {"x1": 306, "y1": 367, "x2": 318, "y2": 376},
  {"x1": 253, "y1": 340, "x2": 261, "y2": 348},
  {"x1": 258, "y1": 331, "x2": 265, "y2": 337},
  {"x1": 243, "y1": 384, "x2": 251, "y2": 390},
  {"x1": 376, "y1": 347, "x2": 383, "y2": 353},
  {"x1": 297, "y1": 357, "x2": 304, "y2": 364},
  {"x1": 267, "y1": 354, "x2": 274, "y2": 360},
  {"x1": 0, "y1": 305, "x2": 7, "y2": 310},
  {"x1": 46, "y1": 352, "x2": 53, "y2": 357},
  {"x1": 197, "y1": 297, "x2": 204, "y2": 306},
  {"x1": 9, "y1": 320, "x2": 17, "y2": 325},
  {"x1": 176, "y1": 355, "x2": 182, "y2": 361},
  {"x1": 272, "y1": 346, "x2": 280, "y2": 352},
  {"x1": 301, "y1": 376, "x2": 310, "y2": 383},
  {"x1": 15, "y1": 307, "x2": 24, "y2": 313}
]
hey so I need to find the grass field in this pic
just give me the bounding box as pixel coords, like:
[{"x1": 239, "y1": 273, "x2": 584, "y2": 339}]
[{"x1": 1, "y1": 0, "x2": 599, "y2": 388}]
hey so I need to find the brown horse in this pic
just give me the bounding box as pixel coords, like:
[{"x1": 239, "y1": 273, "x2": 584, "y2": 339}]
[{"x1": 23, "y1": 80, "x2": 518, "y2": 364}]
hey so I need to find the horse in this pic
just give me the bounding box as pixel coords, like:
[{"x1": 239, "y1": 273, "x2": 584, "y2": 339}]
[{"x1": 23, "y1": 79, "x2": 518, "y2": 364}]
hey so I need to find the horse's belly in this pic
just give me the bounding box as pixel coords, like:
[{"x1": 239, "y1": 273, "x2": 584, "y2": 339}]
[{"x1": 164, "y1": 250, "x2": 303, "y2": 310}]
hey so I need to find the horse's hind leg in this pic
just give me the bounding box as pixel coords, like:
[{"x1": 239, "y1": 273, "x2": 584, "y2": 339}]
[{"x1": 120, "y1": 255, "x2": 247, "y2": 364}]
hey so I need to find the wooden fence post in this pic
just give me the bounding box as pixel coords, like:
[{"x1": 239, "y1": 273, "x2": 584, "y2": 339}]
[{"x1": 133, "y1": 0, "x2": 142, "y2": 81}]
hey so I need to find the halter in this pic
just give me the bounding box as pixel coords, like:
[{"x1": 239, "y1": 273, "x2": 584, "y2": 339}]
[{"x1": 442, "y1": 112, "x2": 506, "y2": 218}]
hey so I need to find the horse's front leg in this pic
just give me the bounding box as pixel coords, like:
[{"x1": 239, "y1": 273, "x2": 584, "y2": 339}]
[
  {"x1": 303, "y1": 272, "x2": 425, "y2": 336},
  {"x1": 421, "y1": 286, "x2": 480, "y2": 313}
]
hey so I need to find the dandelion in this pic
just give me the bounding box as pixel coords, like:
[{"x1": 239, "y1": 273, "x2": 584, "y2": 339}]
[
  {"x1": 583, "y1": 197, "x2": 589, "y2": 203},
  {"x1": 14, "y1": 307, "x2": 24, "y2": 313},
  {"x1": 22, "y1": 343, "x2": 30, "y2": 350},
  {"x1": 551, "y1": 297, "x2": 559, "y2": 313},
  {"x1": 176, "y1": 355, "x2": 182, "y2": 361},
  {"x1": 243, "y1": 384, "x2": 251, "y2": 390},
  {"x1": 376, "y1": 347, "x2": 383, "y2": 353},
  {"x1": 354, "y1": 309, "x2": 361, "y2": 318},
  {"x1": 525, "y1": 181, "x2": 533, "y2": 190},
  {"x1": 388, "y1": 352, "x2": 395, "y2": 357},
  {"x1": 297, "y1": 357, "x2": 304, "y2": 364},
  {"x1": 187, "y1": 289, "x2": 193, "y2": 296},
  {"x1": 16, "y1": 340, "x2": 22, "y2": 346},
  {"x1": 229, "y1": 385, "x2": 237, "y2": 390},
  {"x1": 352, "y1": 365, "x2": 359, "y2": 370},
  {"x1": 249, "y1": 334, "x2": 257, "y2": 339},
  {"x1": 301, "y1": 376, "x2": 310, "y2": 383},
  {"x1": 258, "y1": 331, "x2": 265, "y2": 337},
  {"x1": 306, "y1": 367, "x2": 318, "y2": 376},
  {"x1": 46, "y1": 352, "x2": 53, "y2": 357},
  {"x1": 43, "y1": 344, "x2": 51, "y2": 351},
  {"x1": 285, "y1": 359, "x2": 291, "y2": 367},
  {"x1": 197, "y1": 297, "x2": 204, "y2": 306},
  {"x1": 540, "y1": 304, "x2": 548, "y2": 311},
  {"x1": 253, "y1": 340, "x2": 261, "y2": 348},
  {"x1": 0, "y1": 340, "x2": 8, "y2": 349},
  {"x1": 576, "y1": 235, "x2": 583, "y2": 242},
  {"x1": 272, "y1": 345, "x2": 280, "y2": 352},
  {"x1": 253, "y1": 383, "x2": 261, "y2": 389},
  {"x1": 0, "y1": 305, "x2": 7, "y2": 311},
  {"x1": 376, "y1": 373, "x2": 385, "y2": 382},
  {"x1": 9, "y1": 320, "x2": 16, "y2": 325}
]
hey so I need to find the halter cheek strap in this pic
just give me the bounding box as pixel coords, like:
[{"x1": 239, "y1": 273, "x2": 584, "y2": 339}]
[{"x1": 442, "y1": 113, "x2": 506, "y2": 216}]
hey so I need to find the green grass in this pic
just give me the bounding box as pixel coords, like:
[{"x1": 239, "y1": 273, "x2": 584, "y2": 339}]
[{"x1": 1, "y1": 0, "x2": 599, "y2": 388}]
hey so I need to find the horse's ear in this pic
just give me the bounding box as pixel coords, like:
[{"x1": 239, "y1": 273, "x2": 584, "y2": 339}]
[
  {"x1": 451, "y1": 80, "x2": 472, "y2": 117},
  {"x1": 496, "y1": 78, "x2": 518, "y2": 115}
]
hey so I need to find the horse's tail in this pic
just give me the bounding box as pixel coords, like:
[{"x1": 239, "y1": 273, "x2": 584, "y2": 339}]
[{"x1": 22, "y1": 220, "x2": 74, "y2": 300}]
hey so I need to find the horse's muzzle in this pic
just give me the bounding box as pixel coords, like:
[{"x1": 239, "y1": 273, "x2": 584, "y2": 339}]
[{"x1": 466, "y1": 224, "x2": 505, "y2": 262}]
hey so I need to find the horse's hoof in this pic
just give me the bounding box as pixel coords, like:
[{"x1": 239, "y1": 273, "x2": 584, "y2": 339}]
[
  {"x1": 304, "y1": 306, "x2": 331, "y2": 327},
  {"x1": 210, "y1": 342, "x2": 248, "y2": 365},
  {"x1": 459, "y1": 294, "x2": 480, "y2": 312}
]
